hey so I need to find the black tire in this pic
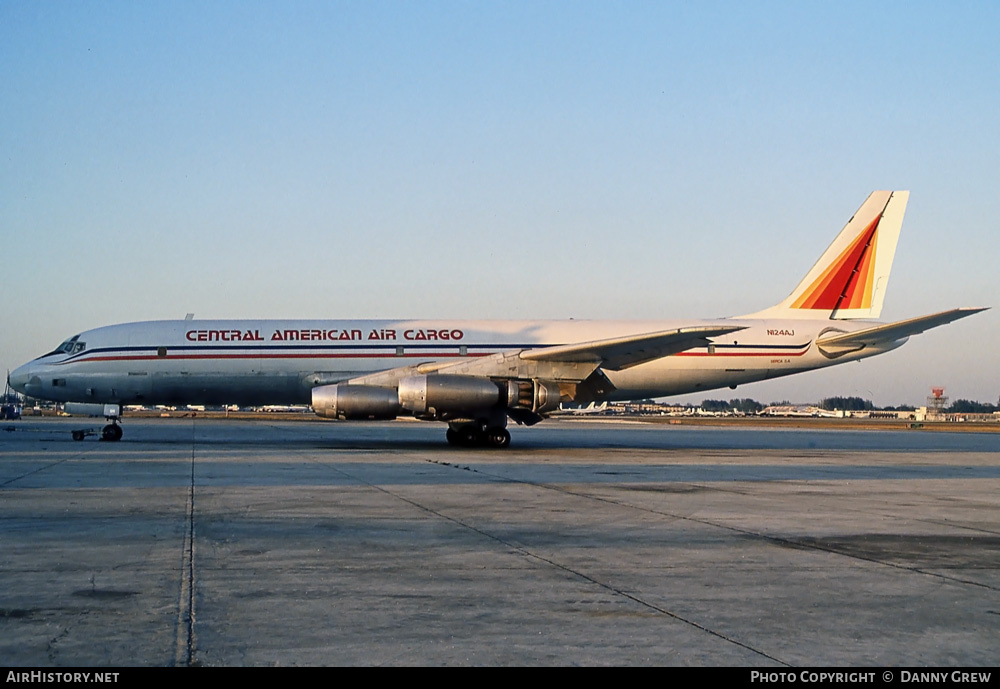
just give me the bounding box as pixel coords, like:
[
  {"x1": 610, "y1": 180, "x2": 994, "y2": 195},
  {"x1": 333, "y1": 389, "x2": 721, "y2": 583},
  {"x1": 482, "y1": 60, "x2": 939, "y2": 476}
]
[
  {"x1": 461, "y1": 427, "x2": 483, "y2": 447},
  {"x1": 72, "y1": 431, "x2": 85, "y2": 441},
  {"x1": 486, "y1": 428, "x2": 511, "y2": 449},
  {"x1": 101, "y1": 424, "x2": 123, "y2": 442}
]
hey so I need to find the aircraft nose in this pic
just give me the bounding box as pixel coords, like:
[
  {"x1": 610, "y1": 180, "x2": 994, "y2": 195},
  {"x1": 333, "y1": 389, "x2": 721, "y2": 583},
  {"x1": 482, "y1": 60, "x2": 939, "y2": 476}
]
[{"x1": 8, "y1": 363, "x2": 40, "y2": 397}]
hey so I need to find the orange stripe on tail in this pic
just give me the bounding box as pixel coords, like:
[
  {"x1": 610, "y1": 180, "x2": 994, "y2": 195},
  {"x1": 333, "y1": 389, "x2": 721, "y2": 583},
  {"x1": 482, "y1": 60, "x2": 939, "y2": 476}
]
[{"x1": 790, "y1": 214, "x2": 881, "y2": 311}]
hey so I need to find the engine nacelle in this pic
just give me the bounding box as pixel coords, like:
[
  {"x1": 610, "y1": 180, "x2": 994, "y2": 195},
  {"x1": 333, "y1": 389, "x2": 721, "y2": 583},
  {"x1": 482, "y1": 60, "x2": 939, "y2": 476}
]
[
  {"x1": 312, "y1": 384, "x2": 402, "y2": 420},
  {"x1": 398, "y1": 375, "x2": 502, "y2": 416}
]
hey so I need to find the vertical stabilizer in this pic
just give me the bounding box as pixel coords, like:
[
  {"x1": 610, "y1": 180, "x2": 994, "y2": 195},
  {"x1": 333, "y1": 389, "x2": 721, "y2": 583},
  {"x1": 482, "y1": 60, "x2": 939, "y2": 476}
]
[{"x1": 745, "y1": 191, "x2": 908, "y2": 320}]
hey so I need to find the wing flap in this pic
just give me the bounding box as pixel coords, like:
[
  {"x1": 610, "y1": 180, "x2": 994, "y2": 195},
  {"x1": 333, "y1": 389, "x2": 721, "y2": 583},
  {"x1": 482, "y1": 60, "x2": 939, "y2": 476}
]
[
  {"x1": 816, "y1": 308, "x2": 987, "y2": 354},
  {"x1": 520, "y1": 325, "x2": 746, "y2": 371}
]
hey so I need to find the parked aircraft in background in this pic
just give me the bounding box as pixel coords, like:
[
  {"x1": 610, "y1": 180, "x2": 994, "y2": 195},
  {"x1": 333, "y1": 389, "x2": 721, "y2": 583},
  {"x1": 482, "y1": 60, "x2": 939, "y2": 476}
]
[
  {"x1": 554, "y1": 402, "x2": 610, "y2": 416},
  {"x1": 8, "y1": 191, "x2": 985, "y2": 447}
]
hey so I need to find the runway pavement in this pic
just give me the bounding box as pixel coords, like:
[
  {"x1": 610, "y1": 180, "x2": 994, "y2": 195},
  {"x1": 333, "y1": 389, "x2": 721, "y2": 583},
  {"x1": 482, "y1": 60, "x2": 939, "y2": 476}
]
[{"x1": 1, "y1": 416, "x2": 998, "y2": 666}]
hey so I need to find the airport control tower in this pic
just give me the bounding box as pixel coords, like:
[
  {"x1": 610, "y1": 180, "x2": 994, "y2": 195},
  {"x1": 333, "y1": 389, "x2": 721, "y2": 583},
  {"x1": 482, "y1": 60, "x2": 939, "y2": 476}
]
[{"x1": 927, "y1": 387, "x2": 948, "y2": 418}]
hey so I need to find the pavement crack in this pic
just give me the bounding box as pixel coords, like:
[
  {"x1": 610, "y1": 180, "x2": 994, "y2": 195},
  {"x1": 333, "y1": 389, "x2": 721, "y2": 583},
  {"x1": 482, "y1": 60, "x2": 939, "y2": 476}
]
[{"x1": 174, "y1": 419, "x2": 197, "y2": 667}]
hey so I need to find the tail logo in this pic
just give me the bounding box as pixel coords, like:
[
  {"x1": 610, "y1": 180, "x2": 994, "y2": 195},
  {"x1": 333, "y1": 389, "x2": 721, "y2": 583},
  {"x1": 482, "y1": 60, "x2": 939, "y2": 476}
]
[{"x1": 790, "y1": 214, "x2": 881, "y2": 311}]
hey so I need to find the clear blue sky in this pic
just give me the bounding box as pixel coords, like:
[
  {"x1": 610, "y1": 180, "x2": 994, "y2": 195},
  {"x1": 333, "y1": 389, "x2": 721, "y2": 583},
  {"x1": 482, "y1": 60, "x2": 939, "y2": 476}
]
[{"x1": 2, "y1": 1, "x2": 997, "y2": 406}]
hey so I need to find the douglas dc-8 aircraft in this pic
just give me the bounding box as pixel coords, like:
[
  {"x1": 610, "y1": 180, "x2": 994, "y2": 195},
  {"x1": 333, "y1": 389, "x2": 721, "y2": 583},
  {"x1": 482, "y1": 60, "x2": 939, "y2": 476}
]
[{"x1": 9, "y1": 191, "x2": 985, "y2": 447}]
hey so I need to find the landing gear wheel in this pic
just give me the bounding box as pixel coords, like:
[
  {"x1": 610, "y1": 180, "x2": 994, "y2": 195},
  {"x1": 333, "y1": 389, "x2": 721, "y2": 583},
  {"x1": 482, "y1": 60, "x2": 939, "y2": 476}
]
[
  {"x1": 446, "y1": 428, "x2": 460, "y2": 446},
  {"x1": 101, "y1": 424, "x2": 123, "y2": 442},
  {"x1": 460, "y1": 426, "x2": 484, "y2": 447},
  {"x1": 72, "y1": 430, "x2": 85, "y2": 441},
  {"x1": 486, "y1": 427, "x2": 511, "y2": 449}
]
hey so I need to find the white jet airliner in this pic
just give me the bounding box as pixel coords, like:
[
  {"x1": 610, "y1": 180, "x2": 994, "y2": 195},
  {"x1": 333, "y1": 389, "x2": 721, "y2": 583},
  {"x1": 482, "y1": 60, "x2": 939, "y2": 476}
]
[{"x1": 8, "y1": 191, "x2": 985, "y2": 447}]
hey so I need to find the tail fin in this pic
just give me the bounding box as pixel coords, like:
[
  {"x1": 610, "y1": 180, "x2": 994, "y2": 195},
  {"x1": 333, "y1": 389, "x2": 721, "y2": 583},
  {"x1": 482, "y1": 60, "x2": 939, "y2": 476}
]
[{"x1": 746, "y1": 190, "x2": 908, "y2": 320}]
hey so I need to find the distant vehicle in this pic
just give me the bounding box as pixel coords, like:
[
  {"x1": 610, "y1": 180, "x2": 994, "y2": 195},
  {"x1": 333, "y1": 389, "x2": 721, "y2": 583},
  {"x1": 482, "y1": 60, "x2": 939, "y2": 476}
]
[
  {"x1": 1, "y1": 402, "x2": 21, "y2": 420},
  {"x1": 8, "y1": 191, "x2": 986, "y2": 446},
  {"x1": 1, "y1": 380, "x2": 23, "y2": 420}
]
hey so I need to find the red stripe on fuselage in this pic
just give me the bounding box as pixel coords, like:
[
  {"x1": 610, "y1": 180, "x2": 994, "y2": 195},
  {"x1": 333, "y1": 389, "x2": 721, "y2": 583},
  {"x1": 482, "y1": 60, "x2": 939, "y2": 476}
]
[{"x1": 674, "y1": 350, "x2": 809, "y2": 358}]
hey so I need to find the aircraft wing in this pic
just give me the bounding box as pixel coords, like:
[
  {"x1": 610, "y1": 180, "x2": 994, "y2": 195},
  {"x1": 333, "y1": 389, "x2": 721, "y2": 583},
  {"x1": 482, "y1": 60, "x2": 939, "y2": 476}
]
[
  {"x1": 347, "y1": 324, "x2": 746, "y2": 389},
  {"x1": 816, "y1": 308, "x2": 987, "y2": 355},
  {"x1": 520, "y1": 325, "x2": 747, "y2": 371}
]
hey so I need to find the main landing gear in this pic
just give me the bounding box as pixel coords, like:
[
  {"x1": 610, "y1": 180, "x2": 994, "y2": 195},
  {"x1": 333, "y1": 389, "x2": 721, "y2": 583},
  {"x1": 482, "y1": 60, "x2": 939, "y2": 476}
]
[{"x1": 446, "y1": 422, "x2": 511, "y2": 449}]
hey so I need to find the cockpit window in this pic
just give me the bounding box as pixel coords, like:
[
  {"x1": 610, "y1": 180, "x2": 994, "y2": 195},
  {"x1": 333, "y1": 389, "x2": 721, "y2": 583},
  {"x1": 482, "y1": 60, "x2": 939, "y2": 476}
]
[
  {"x1": 54, "y1": 335, "x2": 84, "y2": 355},
  {"x1": 56, "y1": 336, "x2": 78, "y2": 354}
]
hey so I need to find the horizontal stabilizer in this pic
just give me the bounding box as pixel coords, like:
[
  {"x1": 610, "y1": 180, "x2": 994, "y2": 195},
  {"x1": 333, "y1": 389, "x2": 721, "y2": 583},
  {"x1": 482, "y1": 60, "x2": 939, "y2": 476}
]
[
  {"x1": 815, "y1": 308, "x2": 987, "y2": 355},
  {"x1": 521, "y1": 325, "x2": 746, "y2": 371}
]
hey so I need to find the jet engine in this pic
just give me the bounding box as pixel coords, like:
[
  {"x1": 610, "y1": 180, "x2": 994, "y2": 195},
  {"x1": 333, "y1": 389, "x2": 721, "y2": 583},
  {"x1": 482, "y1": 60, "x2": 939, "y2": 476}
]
[
  {"x1": 312, "y1": 375, "x2": 503, "y2": 421},
  {"x1": 312, "y1": 375, "x2": 562, "y2": 422}
]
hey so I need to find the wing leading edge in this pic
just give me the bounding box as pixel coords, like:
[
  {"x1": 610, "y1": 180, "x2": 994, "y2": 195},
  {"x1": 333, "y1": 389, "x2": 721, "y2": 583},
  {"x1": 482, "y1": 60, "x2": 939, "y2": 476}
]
[{"x1": 518, "y1": 325, "x2": 747, "y2": 370}]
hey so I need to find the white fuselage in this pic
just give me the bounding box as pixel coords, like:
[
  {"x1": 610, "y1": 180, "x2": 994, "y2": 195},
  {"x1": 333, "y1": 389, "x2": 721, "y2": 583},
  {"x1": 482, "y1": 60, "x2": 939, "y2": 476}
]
[{"x1": 9, "y1": 318, "x2": 903, "y2": 407}]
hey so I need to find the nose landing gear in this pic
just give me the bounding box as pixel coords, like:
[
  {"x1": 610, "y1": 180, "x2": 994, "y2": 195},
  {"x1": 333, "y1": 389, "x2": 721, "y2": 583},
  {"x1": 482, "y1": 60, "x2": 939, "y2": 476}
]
[
  {"x1": 70, "y1": 405, "x2": 124, "y2": 442},
  {"x1": 70, "y1": 421, "x2": 123, "y2": 442}
]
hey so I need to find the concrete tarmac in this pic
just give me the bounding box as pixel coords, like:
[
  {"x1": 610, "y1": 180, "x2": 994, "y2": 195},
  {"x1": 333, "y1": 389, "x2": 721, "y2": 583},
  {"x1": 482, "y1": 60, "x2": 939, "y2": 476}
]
[{"x1": 1, "y1": 416, "x2": 998, "y2": 666}]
